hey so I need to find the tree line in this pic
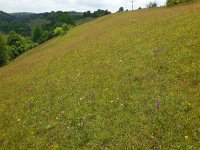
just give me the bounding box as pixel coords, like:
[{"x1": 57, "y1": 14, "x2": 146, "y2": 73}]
[
  {"x1": 1, "y1": 0, "x2": 193, "y2": 66},
  {"x1": 0, "y1": 9, "x2": 112, "y2": 66}
]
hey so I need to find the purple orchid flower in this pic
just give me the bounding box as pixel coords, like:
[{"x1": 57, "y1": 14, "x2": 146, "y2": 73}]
[{"x1": 156, "y1": 100, "x2": 160, "y2": 109}]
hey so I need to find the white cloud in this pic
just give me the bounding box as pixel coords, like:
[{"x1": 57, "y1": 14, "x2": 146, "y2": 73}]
[{"x1": 0, "y1": 0, "x2": 166, "y2": 13}]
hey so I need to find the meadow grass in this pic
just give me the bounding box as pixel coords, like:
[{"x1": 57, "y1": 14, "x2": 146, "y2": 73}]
[
  {"x1": 0, "y1": 2, "x2": 200, "y2": 149},
  {"x1": 75, "y1": 17, "x2": 95, "y2": 26}
]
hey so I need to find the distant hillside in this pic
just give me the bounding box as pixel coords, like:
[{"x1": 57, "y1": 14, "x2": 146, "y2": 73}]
[
  {"x1": 10, "y1": 12, "x2": 34, "y2": 17},
  {"x1": 27, "y1": 18, "x2": 51, "y2": 30},
  {"x1": 0, "y1": 11, "x2": 76, "y2": 36},
  {"x1": 0, "y1": 11, "x2": 15, "y2": 22},
  {"x1": 0, "y1": 10, "x2": 110, "y2": 36},
  {"x1": 0, "y1": 1, "x2": 200, "y2": 149},
  {"x1": 10, "y1": 12, "x2": 35, "y2": 22}
]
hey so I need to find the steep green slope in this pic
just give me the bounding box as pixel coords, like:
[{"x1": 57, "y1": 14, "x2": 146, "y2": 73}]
[
  {"x1": 0, "y1": 11, "x2": 15, "y2": 22},
  {"x1": 0, "y1": 2, "x2": 200, "y2": 149}
]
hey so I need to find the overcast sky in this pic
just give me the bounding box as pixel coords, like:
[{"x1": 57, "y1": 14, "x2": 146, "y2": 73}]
[{"x1": 0, "y1": 0, "x2": 166, "y2": 13}]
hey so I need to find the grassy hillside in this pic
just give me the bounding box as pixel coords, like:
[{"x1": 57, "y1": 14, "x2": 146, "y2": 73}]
[
  {"x1": 75, "y1": 17, "x2": 95, "y2": 26},
  {"x1": 0, "y1": 2, "x2": 200, "y2": 149}
]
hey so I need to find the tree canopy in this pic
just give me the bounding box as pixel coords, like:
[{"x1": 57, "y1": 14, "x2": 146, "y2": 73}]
[{"x1": 0, "y1": 33, "x2": 8, "y2": 66}]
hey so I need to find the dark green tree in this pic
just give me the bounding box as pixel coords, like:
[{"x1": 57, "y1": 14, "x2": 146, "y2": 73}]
[
  {"x1": 32, "y1": 26, "x2": 43, "y2": 43},
  {"x1": 0, "y1": 33, "x2": 8, "y2": 66},
  {"x1": 62, "y1": 23, "x2": 70, "y2": 32},
  {"x1": 7, "y1": 31, "x2": 23, "y2": 46},
  {"x1": 146, "y1": 1, "x2": 158, "y2": 8},
  {"x1": 83, "y1": 11, "x2": 92, "y2": 18},
  {"x1": 118, "y1": 7, "x2": 124, "y2": 12},
  {"x1": 166, "y1": 0, "x2": 191, "y2": 6},
  {"x1": 53, "y1": 27, "x2": 64, "y2": 36},
  {"x1": 7, "y1": 31, "x2": 26, "y2": 59},
  {"x1": 93, "y1": 9, "x2": 111, "y2": 18}
]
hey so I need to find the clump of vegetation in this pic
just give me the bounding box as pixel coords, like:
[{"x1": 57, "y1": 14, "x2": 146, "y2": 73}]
[
  {"x1": 0, "y1": 9, "x2": 112, "y2": 66},
  {"x1": 146, "y1": 1, "x2": 158, "y2": 8},
  {"x1": 32, "y1": 26, "x2": 44, "y2": 43},
  {"x1": 93, "y1": 9, "x2": 111, "y2": 18},
  {"x1": 166, "y1": 0, "x2": 193, "y2": 6},
  {"x1": 8, "y1": 31, "x2": 36, "y2": 59},
  {"x1": 53, "y1": 27, "x2": 64, "y2": 36},
  {"x1": 118, "y1": 7, "x2": 124, "y2": 12},
  {"x1": 53, "y1": 23, "x2": 71, "y2": 36},
  {"x1": 82, "y1": 9, "x2": 111, "y2": 18},
  {"x1": 0, "y1": 33, "x2": 8, "y2": 66},
  {"x1": 7, "y1": 31, "x2": 26, "y2": 58},
  {"x1": 0, "y1": 31, "x2": 37, "y2": 66}
]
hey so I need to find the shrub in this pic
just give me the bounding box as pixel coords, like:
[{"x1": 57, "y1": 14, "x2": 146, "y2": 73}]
[
  {"x1": 53, "y1": 27, "x2": 64, "y2": 36},
  {"x1": 8, "y1": 41, "x2": 26, "y2": 59},
  {"x1": 83, "y1": 11, "x2": 92, "y2": 18},
  {"x1": 0, "y1": 33, "x2": 8, "y2": 66},
  {"x1": 92, "y1": 9, "x2": 111, "y2": 18},
  {"x1": 7, "y1": 31, "x2": 25, "y2": 58},
  {"x1": 118, "y1": 7, "x2": 124, "y2": 12},
  {"x1": 32, "y1": 26, "x2": 43, "y2": 43},
  {"x1": 7, "y1": 31, "x2": 36, "y2": 59},
  {"x1": 24, "y1": 37, "x2": 37, "y2": 50},
  {"x1": 62, "y1": 24, "x2": 70, "y2": 32},
  {"x1": 7, "y1": 31, "x2": 23, "y2": 46},
  {"x1": 146, "y1": 1, "x2": 158, "y2": 8},
  {"x1": 166, "y1": 0, "x2": 192, "y2": 6}
]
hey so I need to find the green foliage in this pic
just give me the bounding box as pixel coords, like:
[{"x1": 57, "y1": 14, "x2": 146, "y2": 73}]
[
  {"x1": 56, "y1": 12, "x2": 74, "y2": 25},
  {"x1": 32, "y1": 27, "x2": 43, "y2": 43},
  {"x1": 8, "y1": 31, "x2": 36, "y2": 59},
  {"x1": 118, "y1": 7, "x2": 124, "y2": 12},
  {"x1": 11, "y1": 12, "x2": 34, "y2": 22},
  {"x1": 146, "y1": 1, "x2": 158, "y2": 8},
  {"x1": 83, "y1": 11, "x2": 92, "y2": 18},
  {"x1": 28, "y1": 19, "x2": 51, "y2": 31},
  {"x1": 0, "y1": 9, "x2": 112, "y2": 65},
  {"x1": 0, "y1": 9, "x2": 111, "y2": 42},
  {"x1": 92, "y1": 9, "x2": 111, "y2": 18},
  {"x1": 0, "y1": 22, "x2": 31, "y2": 36},
  {"x1": 0, "y1": 11, "x2": 76, "y2": 38},
  {"x1": 62, "y1": 23, "x2": 70, "y2": 32},
  {"x1": 0, "y1": 11, "x2": 15, "y2": 22},
  {"x1": 42, "y1": 30, "x2": 54, "y2": 41},
  {"x1": 8, "y1": 31, "x2": 26, "y2": 58},
  {"x1": 7, "y1": 31, "x2": 23, "y2": 46},
  {"x1": 53, "y1": 27, "x2": 64, "y2": 36},
  {"x1": 0, "y1": 33, "x2": 8, "y2": 65},
  {"x1": 0, "y1": 11, "x2": 31, "y2": 36},
  {"x1": 166, "y1": 0, "x2": 193, "y2": 6},
  {"x1": 53, "y1": 24, "x2": 71, "y2": 36},
  {"x1": 24, "y1": 37, "x2": 37, "y2": 50},
  {"x1": 82, "y1": 9, "x2": 111, "y2": 20}
]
